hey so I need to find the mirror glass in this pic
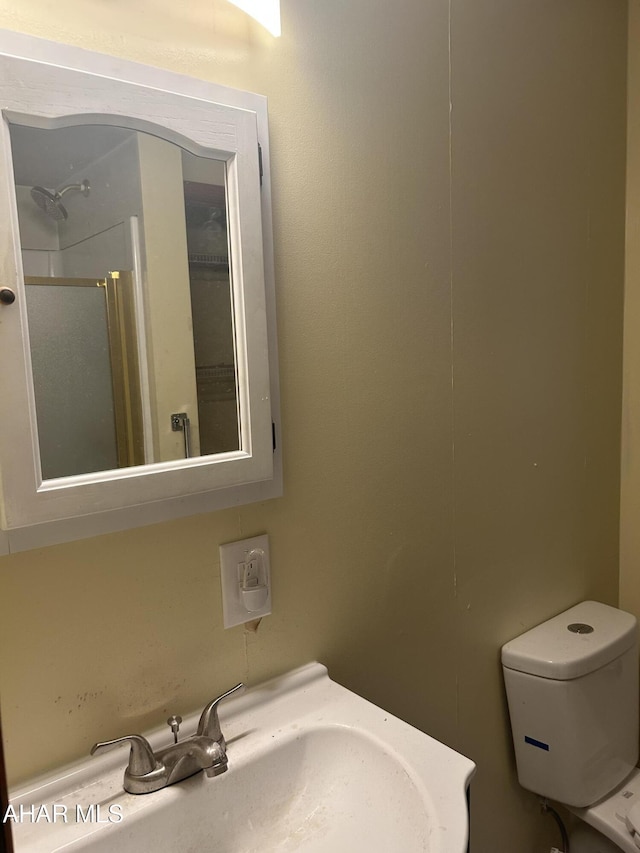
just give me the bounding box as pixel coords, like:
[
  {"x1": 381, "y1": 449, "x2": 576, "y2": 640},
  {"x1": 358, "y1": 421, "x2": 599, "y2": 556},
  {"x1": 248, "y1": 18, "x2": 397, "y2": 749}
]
[{"x1": 9, "y1": 122, "x2": 240, "y2": 481}]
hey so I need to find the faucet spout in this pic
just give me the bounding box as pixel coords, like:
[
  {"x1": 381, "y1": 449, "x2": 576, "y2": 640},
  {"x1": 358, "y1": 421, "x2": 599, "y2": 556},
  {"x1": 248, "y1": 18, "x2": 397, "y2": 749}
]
[{"x1": 161, "y1": 735, "x2": 227, "y2": 786}]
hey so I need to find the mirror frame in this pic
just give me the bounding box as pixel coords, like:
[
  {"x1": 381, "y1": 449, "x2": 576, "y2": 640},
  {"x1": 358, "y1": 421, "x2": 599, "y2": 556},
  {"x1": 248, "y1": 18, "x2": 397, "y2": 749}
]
[{"x1": 0, "y1": 30, "x2": 281, "y2": 553}]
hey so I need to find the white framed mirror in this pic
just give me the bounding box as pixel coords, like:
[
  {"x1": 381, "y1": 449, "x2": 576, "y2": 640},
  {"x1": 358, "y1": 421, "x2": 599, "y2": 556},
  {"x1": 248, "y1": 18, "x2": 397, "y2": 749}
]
[{"x1": 0, "y1": 30, "x2": 281, "y2": 550}]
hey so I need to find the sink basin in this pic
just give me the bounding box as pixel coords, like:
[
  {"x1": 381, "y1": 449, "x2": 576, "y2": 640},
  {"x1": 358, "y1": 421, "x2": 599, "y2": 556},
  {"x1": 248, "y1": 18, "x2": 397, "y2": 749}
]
[{"x1": 10, "y1": 663, "x2": 475, "y2": 852}]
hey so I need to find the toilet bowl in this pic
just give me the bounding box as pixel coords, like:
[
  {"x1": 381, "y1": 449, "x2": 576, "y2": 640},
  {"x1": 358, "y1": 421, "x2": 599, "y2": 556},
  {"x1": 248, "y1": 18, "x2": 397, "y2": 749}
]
[
  {"x1": 569, "y1": 766, "x2": 640, "y2": 852},
  {"x1": 501, "y1": 601, "x2": 640, "y2": 853}
]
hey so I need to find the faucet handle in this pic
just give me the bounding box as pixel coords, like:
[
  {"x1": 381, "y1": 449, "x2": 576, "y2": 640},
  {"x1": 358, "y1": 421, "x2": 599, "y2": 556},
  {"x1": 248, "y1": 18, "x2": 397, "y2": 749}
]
[
  {"x1": 197, "y1": 683, "x2": 244, "y2": 743},
  {"x1": 90, "y1": 734, "x2": 159, "y2": 776}
]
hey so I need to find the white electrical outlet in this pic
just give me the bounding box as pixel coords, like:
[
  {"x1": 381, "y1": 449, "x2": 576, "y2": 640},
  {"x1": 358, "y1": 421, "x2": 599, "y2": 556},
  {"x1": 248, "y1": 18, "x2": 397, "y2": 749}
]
[{"x1": 219, "y1": 534, "x2": 271, "y2": 628}]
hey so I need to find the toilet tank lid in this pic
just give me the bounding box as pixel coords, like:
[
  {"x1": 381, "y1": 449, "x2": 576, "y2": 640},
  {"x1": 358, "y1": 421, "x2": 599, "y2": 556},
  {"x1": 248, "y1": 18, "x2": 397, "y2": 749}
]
[{"x1": 501, "y1": 601, "x2": 638, "y2": 680}]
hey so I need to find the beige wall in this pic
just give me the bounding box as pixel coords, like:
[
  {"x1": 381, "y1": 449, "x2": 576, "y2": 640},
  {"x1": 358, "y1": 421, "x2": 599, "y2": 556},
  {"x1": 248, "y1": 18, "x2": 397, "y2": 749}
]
[
  {"x1": 137, "y1": 133, "x2": 201, "y2": 460},
  {"x1": 622, "y1": 2, "x2": 640, "y2": 623},
  {"x1": 0, "y1": 2, "x2": 627, "y2": 851}
]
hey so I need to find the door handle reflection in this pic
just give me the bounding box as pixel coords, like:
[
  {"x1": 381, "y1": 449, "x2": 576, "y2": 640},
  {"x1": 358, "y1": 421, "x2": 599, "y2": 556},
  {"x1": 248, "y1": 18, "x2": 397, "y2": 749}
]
[{"x1": 170, "y1": 412, "x2": 191, "y2": 458}]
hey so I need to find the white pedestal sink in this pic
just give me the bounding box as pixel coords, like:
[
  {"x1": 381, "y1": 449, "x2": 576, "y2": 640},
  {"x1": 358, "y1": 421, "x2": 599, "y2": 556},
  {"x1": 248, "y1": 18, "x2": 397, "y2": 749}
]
[{"x1": 9, "y1": 663, "x2": 475, "y2": 852}]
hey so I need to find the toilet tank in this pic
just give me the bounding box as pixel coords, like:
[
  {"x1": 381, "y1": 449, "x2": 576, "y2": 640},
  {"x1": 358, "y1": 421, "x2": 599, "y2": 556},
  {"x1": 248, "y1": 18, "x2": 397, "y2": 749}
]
[{"x1": 502, "y1": 601, "x2": 639, "y2": 808}]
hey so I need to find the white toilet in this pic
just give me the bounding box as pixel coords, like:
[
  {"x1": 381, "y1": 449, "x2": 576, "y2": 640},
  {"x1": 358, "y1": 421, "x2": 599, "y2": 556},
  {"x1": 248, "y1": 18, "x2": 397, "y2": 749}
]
[{"x1": 502, "y1": 600, "x2": 640, "y2": 852}]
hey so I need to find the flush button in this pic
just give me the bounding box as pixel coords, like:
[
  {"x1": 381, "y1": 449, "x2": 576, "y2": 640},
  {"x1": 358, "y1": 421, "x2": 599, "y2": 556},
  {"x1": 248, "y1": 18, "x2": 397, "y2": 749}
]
[{"x1": 568, "y1": 623, "x2": 594, "y2": 634}]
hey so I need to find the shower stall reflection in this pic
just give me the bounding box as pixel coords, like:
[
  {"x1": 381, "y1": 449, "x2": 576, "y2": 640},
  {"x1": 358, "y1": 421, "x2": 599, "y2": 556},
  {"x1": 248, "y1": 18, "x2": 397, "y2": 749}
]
[{"x1": 10, "y1": 121, "x2": 240, "y2": 480}]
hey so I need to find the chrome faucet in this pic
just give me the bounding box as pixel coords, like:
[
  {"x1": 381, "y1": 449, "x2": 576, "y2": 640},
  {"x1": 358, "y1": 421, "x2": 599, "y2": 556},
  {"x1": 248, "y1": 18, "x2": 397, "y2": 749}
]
[{"x1": 90, "y1": 683, "x2": 244, "y2": 794}]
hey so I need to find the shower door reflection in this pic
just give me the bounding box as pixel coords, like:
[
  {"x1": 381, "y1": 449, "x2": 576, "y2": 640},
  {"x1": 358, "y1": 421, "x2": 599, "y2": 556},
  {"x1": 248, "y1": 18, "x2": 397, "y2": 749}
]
[{"x1": 25, "y1": 274, "x2": 143, "y2": 480}]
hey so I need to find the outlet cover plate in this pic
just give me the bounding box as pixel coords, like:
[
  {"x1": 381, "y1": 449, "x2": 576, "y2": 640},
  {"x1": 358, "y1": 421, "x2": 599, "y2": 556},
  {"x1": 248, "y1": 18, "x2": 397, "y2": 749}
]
[{"x1": 220, "y1": 534, "x2": 271, "y2": 628}]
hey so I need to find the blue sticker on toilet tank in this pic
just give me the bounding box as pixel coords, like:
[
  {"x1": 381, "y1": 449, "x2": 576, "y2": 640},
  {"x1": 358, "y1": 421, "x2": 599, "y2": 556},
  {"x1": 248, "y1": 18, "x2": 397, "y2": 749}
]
[{"x1": 524, "y1": 736, "x2": 549, "y2": 751}]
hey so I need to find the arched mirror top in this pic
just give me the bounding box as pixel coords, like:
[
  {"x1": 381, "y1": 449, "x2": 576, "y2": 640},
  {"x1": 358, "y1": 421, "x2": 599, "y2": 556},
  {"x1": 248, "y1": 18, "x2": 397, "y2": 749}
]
[{"x1": 4, "y1": 111, "x2": 237, "y2": 163}]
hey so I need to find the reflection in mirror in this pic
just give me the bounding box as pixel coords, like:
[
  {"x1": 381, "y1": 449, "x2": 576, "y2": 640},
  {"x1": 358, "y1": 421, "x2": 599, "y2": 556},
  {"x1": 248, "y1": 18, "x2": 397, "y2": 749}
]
[
  {"x1": 25, "y1": 273, "x2": 143, "y2": 478},
  {"x1": 9, "y1": 122, "x2": 240, "y2": 481}
]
